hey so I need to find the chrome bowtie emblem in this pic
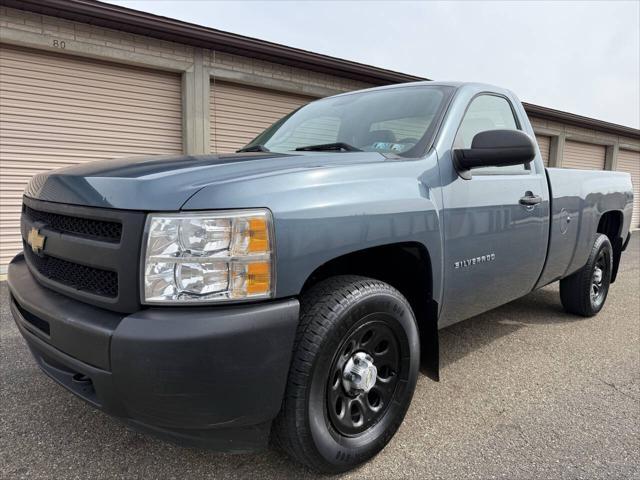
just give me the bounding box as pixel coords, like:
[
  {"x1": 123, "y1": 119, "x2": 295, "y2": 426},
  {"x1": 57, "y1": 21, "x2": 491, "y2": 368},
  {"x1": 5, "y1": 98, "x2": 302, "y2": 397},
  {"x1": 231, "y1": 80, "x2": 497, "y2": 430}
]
[{"x1": 27, "y1": 227, "x2": 46, "y2": 254}]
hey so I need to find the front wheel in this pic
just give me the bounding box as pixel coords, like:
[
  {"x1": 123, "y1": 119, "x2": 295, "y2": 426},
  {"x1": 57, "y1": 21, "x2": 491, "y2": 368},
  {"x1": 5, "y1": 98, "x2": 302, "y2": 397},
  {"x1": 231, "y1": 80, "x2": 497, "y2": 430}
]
[
  {"x1": 560, "y1": 233, "x2": 613, "y2": 317},
  {"x1": 273, "y1": 276, "x2": 420, "y2": 473}
]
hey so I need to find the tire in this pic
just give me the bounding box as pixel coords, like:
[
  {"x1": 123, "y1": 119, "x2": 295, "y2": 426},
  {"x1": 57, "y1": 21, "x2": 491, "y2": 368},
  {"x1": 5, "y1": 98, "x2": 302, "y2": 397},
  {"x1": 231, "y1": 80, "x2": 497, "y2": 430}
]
[
  {"x1": 273, "y1": 275, "x2": 420, "y2": 473},
  {"x1": 560, "y1": 234, "x2": 613, "y2": 317}
]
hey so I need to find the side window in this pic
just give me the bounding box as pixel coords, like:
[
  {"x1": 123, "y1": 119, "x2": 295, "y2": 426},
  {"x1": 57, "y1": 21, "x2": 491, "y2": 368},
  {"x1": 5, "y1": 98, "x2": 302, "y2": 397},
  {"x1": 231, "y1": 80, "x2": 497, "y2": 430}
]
[{"x1": 454, "y1": 95, "x2": 529, "y2": 174}]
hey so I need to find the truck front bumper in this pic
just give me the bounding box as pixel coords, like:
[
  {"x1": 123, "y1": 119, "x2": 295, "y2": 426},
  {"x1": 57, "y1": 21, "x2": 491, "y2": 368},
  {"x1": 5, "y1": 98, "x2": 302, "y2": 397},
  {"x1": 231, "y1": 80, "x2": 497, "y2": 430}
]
[{"x1": 7, "y1": 254, "x2": 299, "y2": 452}]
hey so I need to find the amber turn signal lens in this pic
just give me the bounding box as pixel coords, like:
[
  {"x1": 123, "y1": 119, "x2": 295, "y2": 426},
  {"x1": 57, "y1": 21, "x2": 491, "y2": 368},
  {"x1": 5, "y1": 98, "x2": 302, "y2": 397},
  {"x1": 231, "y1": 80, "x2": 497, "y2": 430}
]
[
  {"x1": 246, "y1": 262, "x2": 270, "y2": 295},
  {"x1": 247, "y1": 218, "x2": 269, "y2": 253}
]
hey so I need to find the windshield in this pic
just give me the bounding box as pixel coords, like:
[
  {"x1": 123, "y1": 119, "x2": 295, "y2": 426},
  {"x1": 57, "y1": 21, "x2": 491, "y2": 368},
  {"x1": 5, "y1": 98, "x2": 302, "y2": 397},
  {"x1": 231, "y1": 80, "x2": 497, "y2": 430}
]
[{"x1": 242, "y1": 85, "x2": 454, "y2": 157}]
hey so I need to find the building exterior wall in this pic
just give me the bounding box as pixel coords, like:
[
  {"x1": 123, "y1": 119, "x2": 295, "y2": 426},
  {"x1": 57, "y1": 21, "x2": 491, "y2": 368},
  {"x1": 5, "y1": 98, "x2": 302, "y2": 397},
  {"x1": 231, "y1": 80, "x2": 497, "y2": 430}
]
[
  {"x1": 0, "y1": 45, "x2": 184, "y2": 268},
  {"x1": 206, "y1": 50, "x2": 370, "y2": 94},
  {"x1": 529, "y1": 115, "x2": 640, "y2": 168},
  {"x1": 617, "y1": 149, "x2": 640, "y2": 228},
  {"x1": 0, "y1": 5, "x2": 370, "y2": 158},
  {"x1": 210, "y1": 81, "x2": 315, "y2": 153},
  {"x1": 562, "y1": 140, "x2": 606, "y2": 170},
  {"x1": 0, "y1": 6, "x2": 368, "y2": 93},
  {"x1": 0, "y1": 6, "x2": 196, "y2": 67},
  {"x1": 535, "y1": 134, "x2": 551, "y2": 166}
]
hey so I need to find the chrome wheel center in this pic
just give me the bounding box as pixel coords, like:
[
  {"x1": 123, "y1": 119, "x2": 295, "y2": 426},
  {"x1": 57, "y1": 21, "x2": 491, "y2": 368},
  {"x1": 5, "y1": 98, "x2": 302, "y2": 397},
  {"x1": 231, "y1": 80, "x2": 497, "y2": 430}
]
[
  {"x1": 593, "y1": 267, "x2": 603, "y2": 285},
  {"x1": 342, "y1": 351, "x2": 377, "y2": 394}
]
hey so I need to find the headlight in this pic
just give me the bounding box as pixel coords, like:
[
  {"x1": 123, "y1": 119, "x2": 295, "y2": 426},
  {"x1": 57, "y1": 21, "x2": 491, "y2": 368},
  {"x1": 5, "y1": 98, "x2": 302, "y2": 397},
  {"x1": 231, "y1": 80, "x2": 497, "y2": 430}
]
[{"x1": 142, "y1": 209, "x2": 273, "y2": 304}]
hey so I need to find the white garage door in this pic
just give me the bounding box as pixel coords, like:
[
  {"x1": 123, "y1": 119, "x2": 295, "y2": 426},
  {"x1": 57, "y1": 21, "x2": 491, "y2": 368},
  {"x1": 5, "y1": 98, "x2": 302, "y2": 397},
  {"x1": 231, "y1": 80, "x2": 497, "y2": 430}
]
[
  {"x1": 563, "y1": 140, "x2": 606, "y2": 170},
  {"x1": 535, "y1": 134, "x2": 551, "y2": 166},
  {"x1": 210, "y1": 81, "x2": 315, "y2": 153},
  {"x1": 617, "y1": 149, "x2": 640, "y2": 228},
  {"x1": 0, "y1": 45, "x2": 183, "y2": 270}
]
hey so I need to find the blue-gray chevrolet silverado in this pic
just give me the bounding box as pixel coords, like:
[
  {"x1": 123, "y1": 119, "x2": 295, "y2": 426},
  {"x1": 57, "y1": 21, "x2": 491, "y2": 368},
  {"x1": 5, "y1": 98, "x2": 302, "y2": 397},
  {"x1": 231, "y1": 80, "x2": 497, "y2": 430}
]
[{"x1": 8, "y1": 82, "x2": 634, "y2": 473}]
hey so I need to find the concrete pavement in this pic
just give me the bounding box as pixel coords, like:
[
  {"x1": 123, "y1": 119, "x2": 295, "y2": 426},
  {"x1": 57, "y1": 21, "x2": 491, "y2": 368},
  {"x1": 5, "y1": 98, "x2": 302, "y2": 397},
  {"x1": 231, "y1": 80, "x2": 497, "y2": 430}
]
[{"x1": 1, "y1": 236, "x2": 639, "y2": 479}]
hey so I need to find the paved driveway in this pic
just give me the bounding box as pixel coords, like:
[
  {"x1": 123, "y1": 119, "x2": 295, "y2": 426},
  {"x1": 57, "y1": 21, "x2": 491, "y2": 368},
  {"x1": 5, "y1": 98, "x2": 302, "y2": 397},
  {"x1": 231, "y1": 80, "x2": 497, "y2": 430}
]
[{"x1": 2, "y1": 235, "x2": 639, "y2": 479}]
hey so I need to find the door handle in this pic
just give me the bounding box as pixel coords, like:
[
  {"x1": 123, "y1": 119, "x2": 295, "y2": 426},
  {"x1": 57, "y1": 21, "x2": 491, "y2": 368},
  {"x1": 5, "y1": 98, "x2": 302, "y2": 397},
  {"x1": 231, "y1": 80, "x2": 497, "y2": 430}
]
[{"x1": 519, "y1": 192, "x2": 542, "y2": 206}]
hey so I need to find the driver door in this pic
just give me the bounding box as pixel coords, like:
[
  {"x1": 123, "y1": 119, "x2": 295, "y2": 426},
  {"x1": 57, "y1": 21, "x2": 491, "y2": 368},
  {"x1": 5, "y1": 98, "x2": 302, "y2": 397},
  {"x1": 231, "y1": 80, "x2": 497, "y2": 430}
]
[{"x1": 439, "y1": 94, "x2": 549, "y2": 325}]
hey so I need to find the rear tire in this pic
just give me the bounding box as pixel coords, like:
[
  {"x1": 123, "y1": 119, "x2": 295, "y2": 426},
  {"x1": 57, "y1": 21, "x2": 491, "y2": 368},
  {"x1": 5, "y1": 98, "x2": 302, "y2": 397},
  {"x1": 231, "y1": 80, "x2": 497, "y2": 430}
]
[
  {"x1": 273, "y1": 275, "x2": 420, "y2": 473},
  {"x1": 560, "y1": 234, "x2": 612, "y2": 317}
]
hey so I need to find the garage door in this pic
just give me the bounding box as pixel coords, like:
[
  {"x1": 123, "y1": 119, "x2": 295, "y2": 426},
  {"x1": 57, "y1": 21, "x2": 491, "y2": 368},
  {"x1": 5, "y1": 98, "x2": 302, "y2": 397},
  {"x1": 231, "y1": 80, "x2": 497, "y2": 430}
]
[
  {"x1": 210, "y1": 81, "x2": 315, "y2": 153},
  {"x1": 563, "y1": 140, "x2": 606, "y2": 170},
  {"x1": 0, "y1": 46, "x2": 183, "y2": 270},
  {"x1": 535, "y1": 134, "x2": 551, "y2": 166},
  {"x1": 617, "y1": 149, "x2": 640, "y2": 228}
]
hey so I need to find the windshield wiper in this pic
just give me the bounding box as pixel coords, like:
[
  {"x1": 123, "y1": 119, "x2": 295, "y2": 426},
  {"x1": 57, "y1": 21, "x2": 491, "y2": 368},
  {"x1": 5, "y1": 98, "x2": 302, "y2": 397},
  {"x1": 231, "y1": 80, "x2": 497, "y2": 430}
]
[
  {"x1": 294, "y1": 142, "x2": 362, "y2": 152},
  {"x1": 236, "y1": 144, "x2": 270, "y2": 153}
]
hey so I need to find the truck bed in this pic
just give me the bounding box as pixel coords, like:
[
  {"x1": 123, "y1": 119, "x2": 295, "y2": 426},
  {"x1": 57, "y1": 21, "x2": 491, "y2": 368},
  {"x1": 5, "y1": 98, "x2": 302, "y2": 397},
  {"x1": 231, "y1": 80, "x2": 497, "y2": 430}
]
[{"x1": 536, "y1": 167, "x2": 633, "y2": 288}]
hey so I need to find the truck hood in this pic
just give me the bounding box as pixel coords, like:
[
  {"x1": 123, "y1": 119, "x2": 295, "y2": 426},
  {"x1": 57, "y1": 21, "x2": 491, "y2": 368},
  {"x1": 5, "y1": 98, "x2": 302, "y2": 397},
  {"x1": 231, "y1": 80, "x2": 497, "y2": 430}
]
[{"x1": 24, "y1": 151, "x2": 388, "y2": 210}]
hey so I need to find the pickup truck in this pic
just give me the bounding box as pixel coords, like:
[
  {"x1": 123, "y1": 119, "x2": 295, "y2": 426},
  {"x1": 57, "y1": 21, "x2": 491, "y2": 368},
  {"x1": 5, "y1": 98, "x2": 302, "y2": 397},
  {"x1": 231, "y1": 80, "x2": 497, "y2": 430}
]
[{"x1": 8, "y1": 81, "x2": 634, "y2": 473}]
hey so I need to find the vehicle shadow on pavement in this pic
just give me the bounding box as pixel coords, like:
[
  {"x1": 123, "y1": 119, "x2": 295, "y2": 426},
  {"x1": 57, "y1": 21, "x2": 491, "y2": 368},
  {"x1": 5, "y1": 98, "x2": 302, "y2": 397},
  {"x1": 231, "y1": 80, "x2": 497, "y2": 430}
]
[{"x1": 439, "y1": 284, "x2": 589, "y2": 370}]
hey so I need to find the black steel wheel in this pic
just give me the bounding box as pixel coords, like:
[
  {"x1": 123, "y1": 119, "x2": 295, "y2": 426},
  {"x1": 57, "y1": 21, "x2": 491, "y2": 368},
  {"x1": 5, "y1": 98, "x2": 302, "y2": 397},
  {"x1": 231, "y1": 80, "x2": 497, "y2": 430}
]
[
  {"x1": 560, "y1": 233, "x2": 613, "y2": 317},
  {"x1": 326, "y1": 316, "x2": 401, "y2": 437},
  {"x1": 273, "y1": 276, "x2": 420, "y2": 474},
  {"x1": 590, "y1": 248, "x2": 610, "y2": 309}
]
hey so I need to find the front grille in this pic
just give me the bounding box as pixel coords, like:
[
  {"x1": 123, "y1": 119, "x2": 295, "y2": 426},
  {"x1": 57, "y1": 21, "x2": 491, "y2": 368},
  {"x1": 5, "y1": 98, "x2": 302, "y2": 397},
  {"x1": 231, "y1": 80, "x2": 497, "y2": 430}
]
[
  {"x1": 22, "y1": 196, "x2": 145, "y2": 312},
  {"x1": 23, "y1": 205, "x2": 122, "y2": 242},
  {"x1": 25, "y1": 247, "x2": 118, "y2": 298}
]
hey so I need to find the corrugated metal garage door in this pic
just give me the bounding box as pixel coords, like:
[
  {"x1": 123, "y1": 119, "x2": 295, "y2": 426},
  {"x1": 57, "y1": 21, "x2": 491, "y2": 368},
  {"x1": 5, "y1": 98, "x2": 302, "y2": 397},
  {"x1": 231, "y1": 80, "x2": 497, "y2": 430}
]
[
  {"x1": 617, "y1": 149, "x2": 640, "y2": 228},
  {"x1": 210, "y1": 80, "x2": 315, "y2": 153},
  {"x1": 535, "y1": 134, "x2": 551, "y2": 166},
  {"x1": 563, "y1": 140, "x2": 606, "y2": 170},
  {"x1": 0, "y1": 45, "x2": 183, "y2": 270}
]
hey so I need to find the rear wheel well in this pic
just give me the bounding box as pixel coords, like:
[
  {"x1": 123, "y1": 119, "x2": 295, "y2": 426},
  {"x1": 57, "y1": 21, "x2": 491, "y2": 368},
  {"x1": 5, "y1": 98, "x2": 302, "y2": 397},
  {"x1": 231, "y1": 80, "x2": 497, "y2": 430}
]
[
  {"x1": 597, "y1": 211, "x2": 623, "y2": 282},
  {"x1": 300, "y1": 243, "x2": 439, "y2": 380}
]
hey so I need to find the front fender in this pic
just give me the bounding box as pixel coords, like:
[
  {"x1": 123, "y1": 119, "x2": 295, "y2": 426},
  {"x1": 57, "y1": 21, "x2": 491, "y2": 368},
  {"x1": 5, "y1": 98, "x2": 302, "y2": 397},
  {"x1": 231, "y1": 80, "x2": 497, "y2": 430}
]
[{"x1": 272, "y1": 178, "x2": 442, "y2": 298}]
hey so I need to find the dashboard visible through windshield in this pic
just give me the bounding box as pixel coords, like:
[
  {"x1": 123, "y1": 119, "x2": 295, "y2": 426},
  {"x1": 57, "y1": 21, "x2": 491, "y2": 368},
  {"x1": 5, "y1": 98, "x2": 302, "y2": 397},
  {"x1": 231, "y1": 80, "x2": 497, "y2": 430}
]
[{"x1": 241, "y1": 85, "x2": 454, "y2": 157}]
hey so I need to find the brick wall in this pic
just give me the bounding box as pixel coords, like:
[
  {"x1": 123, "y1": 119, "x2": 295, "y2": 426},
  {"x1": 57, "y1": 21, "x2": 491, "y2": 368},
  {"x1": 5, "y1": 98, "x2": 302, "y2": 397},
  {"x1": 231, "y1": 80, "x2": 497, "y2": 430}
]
[
  {"x1": 207, "y1": 51, "x2": 370, "y2": 92},
  {"x1": 1, "y1": 6, "x2": 195, "y2": 64},
  {"x1": 0, "y1": 6, "x2": 368, "y2": 93}
]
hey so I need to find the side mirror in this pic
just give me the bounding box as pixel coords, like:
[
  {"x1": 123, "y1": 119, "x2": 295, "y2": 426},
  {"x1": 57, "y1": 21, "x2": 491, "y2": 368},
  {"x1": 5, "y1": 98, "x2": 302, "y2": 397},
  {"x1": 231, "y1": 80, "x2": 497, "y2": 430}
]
[{"x1": 453, "y1": 129, "x2": 536, "y2": 179}]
